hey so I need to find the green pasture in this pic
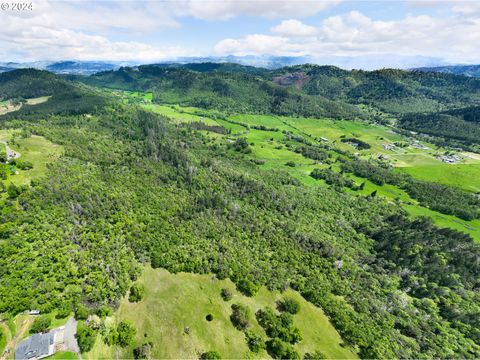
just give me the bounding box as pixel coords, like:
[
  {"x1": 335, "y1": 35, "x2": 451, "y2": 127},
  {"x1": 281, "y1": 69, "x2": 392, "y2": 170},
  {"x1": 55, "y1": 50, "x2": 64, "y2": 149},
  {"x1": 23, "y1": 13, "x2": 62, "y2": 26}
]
[
  {"x1": 86, "y1": 266, "x2": 356, "y2": 360},
  {"x1": 403, "y1": 204, "x2": 480, "y2": 240},
  {"x1": 401, "y1": 163, "x2": 480, "y2": 193},
  {"x1": 0, "y1": 130, "x2": 63, "y2": 186}
]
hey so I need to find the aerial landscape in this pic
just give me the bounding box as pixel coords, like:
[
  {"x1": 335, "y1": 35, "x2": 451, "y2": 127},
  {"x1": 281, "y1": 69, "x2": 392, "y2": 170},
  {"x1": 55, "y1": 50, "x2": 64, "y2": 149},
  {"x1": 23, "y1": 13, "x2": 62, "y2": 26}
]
[{"x1": 0, "y1": 1, "x2": 479, "y2": 359}]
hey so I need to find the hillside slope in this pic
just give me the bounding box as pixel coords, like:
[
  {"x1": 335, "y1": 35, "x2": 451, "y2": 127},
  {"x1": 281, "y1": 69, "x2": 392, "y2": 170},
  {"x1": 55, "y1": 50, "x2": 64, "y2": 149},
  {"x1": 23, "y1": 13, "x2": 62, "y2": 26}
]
[
  {"x1": 81, "y1": 65, "x2": 364, "y2": 119},
  {"x1": 272, "y1": 65, "x2": 480, "y2": 113},
  {"x1": 81, "y1": 63, "x2": 480, "y2": 120},
  {"x1": 86, "y1": 267, "x2": 356, "y2": 359},
  {"x1": 0, "y1": 68, "x2": 479, "y2": 359},
  {"x1": 0, "y1": 69, "x2": 108, "y2": 117}
]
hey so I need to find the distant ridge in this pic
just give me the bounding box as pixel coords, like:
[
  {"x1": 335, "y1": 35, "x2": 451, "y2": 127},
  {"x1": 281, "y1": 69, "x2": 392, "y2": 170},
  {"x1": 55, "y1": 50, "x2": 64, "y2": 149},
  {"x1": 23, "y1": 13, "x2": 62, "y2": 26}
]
[
  {"x1": 0, "y1": 54, "x2": 451, "y2": 74},
  {"x1": 0, "y1": 60, "x2": 129, "y2": 75},
  {"x1": 413, "y1": 64, "x2": 480, "y2": 78}
]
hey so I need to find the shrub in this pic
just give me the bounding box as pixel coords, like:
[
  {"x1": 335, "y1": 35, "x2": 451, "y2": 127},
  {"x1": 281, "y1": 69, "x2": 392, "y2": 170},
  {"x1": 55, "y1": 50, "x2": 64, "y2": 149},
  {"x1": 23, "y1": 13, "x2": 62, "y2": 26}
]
[
  {"x1": 129, "y1": 284, "x2": 145, "y2": 302},
  {"x1": 75, "y1": 304, "x2": 89, "y2": 320},
  {"x1": 56, "y1": 303, "x2": 72, "y2": 319},
  {"x1": 266, "y1": 338, "x2": 300, "y2": 359},
  {"x1": 230, "y1": 138, "x2": 252, "y2": 154},
  {"x1": 220, "y1": 288, "x2": 232, "y2": 301},
  {"x1": 245, "y1": 330, "x2": 265, "y2": 353},
  {"x1": 7, "y1": 183, "x2": 21, "y2": 199},
  {"x1": 103, "y1": 327, "x2": 118, "y2": 346},
  {"x1": 97, "y1": 305, "x2": 112, "y2": 318},
  {"x1": 16, "y1": 160, "x2": 33, "y2": 170},
  {"x1": 200, "y1": 351, "x2": 221, "y2": 359},
  {"x1": 116, "y1": 321, "x2": 136, "y2": 347},
  {"x1": 76, "y1": 323, "x2": 96, "y2": 353},
  {"x1": 30, "y1": 315, "x2": 51, "y2": 334},
  {"x1": 206, "y1": 314, "x2": 213, "y2": 322},
  {"x1": 133, "y1": 342, "x2": 153, "y2": 359},
  {"x1": 256, "y1": 307, "x2": 302, "y2": 344},
  {"x1": 0, "y1": 145, "x2": 7, "y2": 163},
  {"x1": 278, "y1": 298, "x2": 300, "y2": 314},
  {"x1": 237, "y1": 279, "x2": 259, "y2": 297},
  {"x1": 230, "y1": 303, "x2": 250, "y2": 330}
]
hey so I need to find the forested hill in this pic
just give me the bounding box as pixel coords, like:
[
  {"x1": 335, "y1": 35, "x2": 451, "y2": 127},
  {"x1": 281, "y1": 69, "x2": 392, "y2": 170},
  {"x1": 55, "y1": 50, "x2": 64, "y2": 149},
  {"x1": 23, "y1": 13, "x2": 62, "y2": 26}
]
[
  {"x1": 80, "y1": 64, "x2": 362, "y2": 119},
  {"x1": 0, "y1": 69, "x2": 108, "y2": 116},
  {"x1": 271, "y1": 64, "x2": 480, "y2": 113},
  {"x1": 149, "y1": 61, "x2": 269, "y2": 75},
  {"x1": 81, "y1": 63, "x2": 480, "y2": 117},
  {"x1": 0, "y1": 68, "x2": 479, "y2": 359},
  {"x1": 399, "y1": 105, "x2": 480, "y2": 148},
  {"x1": 0, "y1": 68, "x2": 74, "y2": 99}
]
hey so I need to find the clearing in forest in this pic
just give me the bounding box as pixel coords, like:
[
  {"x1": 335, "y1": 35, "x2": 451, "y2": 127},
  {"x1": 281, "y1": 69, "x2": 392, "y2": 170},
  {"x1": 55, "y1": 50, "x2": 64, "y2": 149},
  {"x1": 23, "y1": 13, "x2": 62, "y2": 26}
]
[
  {"x1": 0, "y1": 130, "x2": 63, "y2": 186},
  {"x1": 86, "y1": 266, "x2": 356, "y2": 360}
]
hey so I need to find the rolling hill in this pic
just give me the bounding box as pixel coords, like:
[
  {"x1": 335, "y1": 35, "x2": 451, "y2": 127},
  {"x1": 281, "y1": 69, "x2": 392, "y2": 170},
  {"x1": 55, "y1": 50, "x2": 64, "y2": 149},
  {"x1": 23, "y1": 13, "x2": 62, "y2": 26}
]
[
  {"x1": 0, "y1": 69, "x2": 108, "y2": 117},
  {"x1": 0, "y1": 66, "x2": 479, "y2": 359}
]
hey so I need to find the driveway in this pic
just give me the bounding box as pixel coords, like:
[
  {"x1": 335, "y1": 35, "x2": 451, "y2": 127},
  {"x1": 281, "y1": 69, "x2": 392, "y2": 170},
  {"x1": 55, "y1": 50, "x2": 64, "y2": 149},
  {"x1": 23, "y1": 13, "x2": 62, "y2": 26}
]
[{"x1": 63, "y1": 318, "x2": 82, "y2": 360}]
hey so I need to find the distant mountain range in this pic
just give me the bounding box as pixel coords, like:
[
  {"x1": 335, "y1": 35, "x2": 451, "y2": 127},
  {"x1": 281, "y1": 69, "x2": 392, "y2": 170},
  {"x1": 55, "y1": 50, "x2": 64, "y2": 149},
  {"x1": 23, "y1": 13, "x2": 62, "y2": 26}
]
[
  {"x1": 1, "y1": 57, "x2": 479, "y2": 76},
  {"x1": 413, "y1": 64, "x2": 480, "y2": 78},
  {"x1": 0, "y1": 61, "x2": 129, "y2": 75},
  {"x1": 0, "y1": 57, "x2": 308, "y2": 75}
]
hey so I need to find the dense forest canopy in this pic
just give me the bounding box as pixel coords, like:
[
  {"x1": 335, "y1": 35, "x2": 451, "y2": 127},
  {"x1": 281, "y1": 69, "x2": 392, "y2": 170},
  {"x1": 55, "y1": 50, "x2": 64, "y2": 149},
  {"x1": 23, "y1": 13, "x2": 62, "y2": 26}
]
[
  {"x1": 0, "y1": 67, "x2": 479, "y2": 359},
  {"x1": 0, "y1": 69, "x2": 109, "y2": 117}
]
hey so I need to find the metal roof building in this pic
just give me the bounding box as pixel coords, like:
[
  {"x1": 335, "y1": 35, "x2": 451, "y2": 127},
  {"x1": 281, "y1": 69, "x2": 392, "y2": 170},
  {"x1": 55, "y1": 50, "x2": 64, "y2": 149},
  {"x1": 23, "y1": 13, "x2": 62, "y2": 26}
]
[{"x1": 14, "y1": 332, "x2": 54, "y2": 360}]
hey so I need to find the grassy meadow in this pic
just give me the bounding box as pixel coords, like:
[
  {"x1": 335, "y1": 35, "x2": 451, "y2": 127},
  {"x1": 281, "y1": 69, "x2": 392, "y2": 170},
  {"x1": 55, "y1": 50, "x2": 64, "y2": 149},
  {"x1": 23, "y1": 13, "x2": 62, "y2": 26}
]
[
  {"x1": 86, "y1": 266, "x2": 356, "y2": 360},
  {"x1": 0, "y1": 130, "x2": 63, "y2": 187}
]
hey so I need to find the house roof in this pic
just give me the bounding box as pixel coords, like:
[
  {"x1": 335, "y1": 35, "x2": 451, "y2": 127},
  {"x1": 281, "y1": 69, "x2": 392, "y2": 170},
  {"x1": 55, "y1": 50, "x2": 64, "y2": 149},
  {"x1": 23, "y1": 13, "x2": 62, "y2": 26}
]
[{"x1": 15, "y1": 332, "x2": 54, "y2": 360}]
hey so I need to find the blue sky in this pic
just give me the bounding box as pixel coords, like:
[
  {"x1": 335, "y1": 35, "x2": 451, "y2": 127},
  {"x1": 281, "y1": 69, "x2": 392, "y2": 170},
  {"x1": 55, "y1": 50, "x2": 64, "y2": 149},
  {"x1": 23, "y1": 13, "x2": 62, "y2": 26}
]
[{"x1": 0, "y1": 0, "x2": 479, "y2": 69}]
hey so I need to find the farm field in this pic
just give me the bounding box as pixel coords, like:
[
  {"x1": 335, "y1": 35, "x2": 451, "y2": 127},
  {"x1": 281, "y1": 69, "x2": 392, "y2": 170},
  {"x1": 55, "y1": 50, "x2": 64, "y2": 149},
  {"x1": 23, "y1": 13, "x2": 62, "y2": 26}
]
[
  {"x1": 0, "y1": 103, "x2": 21, "y2": 116},
  {"x1": 86, "y1": 266, "x2": 356, "y2": 360},
  {"x1": 0, "y1": 97, "x2": 50, "y2": 116},
  {"x1": 403, "y1": 204, "x2": 480, "y2": 240},
  {"x1": 401, "y1": 163, "x2": 480, "y2": 193}
]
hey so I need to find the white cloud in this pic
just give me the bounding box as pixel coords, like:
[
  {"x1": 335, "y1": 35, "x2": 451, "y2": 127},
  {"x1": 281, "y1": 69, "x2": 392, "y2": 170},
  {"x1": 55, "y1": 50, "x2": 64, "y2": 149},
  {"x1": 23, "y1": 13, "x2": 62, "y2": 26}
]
[
  {"x1": 0, "y1": 0, "x2": 340, "y2": 62},
  {"x1": 183, "y1": 0, "x2": 341, "y2": 21},
  {"x1": 0, "y1": 0, "x2": 345, "y2": 62},
  {"x1": 451, "y1": 1, "x2": 480, "y2": 15},
  {"x1": 0, "y1": 0, "x2": 192, "y2": 61},
  {"x1": 1, "y1": 0, "x2": 479, "y2": 65},
  {"x1": 271, "y1": 20, "x2": 317, "y2": 37},
  {"x1": 215, "y1": 34, "x2": 304, "y2": 56},
  {"x1": 214, "y1": 9, "x2": 480, "y2": 64}
]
